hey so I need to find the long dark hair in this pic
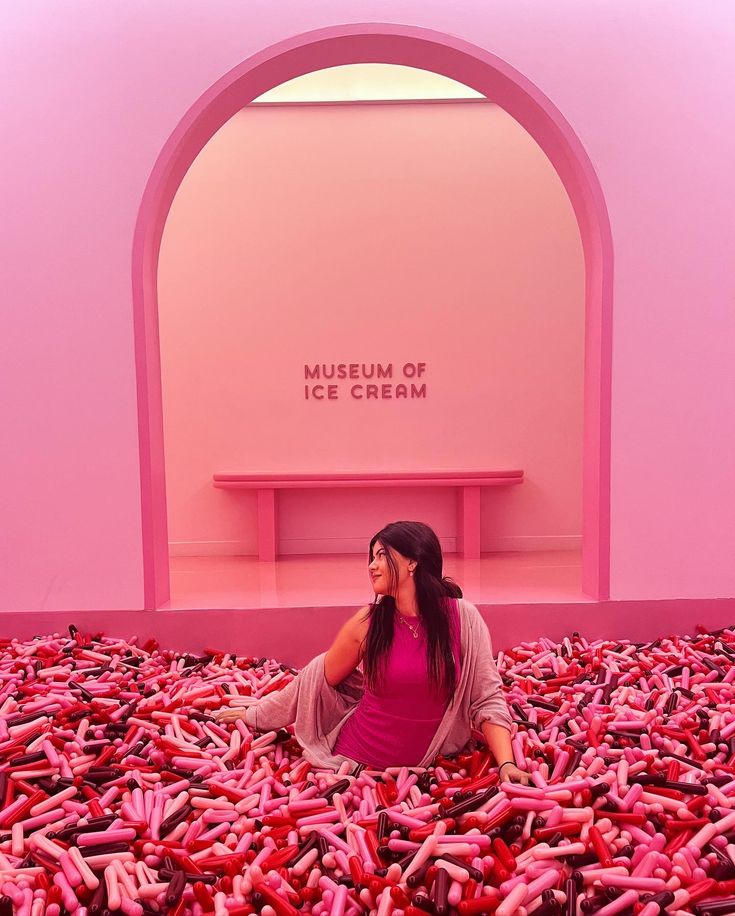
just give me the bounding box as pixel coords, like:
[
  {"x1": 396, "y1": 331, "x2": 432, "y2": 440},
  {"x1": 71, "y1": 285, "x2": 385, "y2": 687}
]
[{"x1": 362, "y1": 521, "x2": 462, "y2": 698}]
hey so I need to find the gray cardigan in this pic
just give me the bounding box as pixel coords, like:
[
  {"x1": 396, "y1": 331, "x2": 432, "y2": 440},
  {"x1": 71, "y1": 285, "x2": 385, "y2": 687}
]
[{"x1": 246, "y1": 598, "x2": 512, "y2": 772}]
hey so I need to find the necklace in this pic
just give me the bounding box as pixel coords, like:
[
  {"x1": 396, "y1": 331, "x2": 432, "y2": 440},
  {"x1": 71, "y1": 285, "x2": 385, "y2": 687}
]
[{"x1": 397, "y1": 612, "x2": 420, "y2": 639}]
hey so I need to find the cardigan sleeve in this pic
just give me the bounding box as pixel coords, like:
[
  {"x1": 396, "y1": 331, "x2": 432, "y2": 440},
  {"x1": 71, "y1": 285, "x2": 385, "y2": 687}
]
[
  {"x1": 248, "y1": 652, "x2": 362, "y2": 736},
  {"x1": 244, "y1": 653, "x2": 365, "y2": 771},
  {"x1": 464, "y1": 603, "x2": 513, "y2": 733}
]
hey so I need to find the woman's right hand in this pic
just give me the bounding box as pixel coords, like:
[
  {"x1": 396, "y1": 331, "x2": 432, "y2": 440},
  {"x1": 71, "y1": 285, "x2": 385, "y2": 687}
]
[{"x1": 213, "y1": 701, "x2": 255, "y2": 724}]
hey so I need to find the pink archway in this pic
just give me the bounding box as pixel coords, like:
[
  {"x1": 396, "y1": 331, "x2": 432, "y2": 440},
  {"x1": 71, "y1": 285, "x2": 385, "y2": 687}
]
[{"x1": 132, "y1": 23, "x2": 613, "y2": 609}]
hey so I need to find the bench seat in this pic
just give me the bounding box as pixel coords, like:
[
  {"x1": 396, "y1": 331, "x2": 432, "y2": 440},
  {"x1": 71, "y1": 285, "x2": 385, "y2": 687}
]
[{"x1": 213, "y1": 470, "x2": 524, "y2": 561}]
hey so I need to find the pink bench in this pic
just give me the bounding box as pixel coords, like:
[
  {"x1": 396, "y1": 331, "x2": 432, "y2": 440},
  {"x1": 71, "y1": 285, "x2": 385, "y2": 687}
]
[{"x1": 212, "y1": 470, "x2": 524, "y2": 561}]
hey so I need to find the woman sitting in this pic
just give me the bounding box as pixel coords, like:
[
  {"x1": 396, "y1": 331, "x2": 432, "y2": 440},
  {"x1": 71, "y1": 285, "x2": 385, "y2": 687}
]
[{"x1": 216, "y1": 520, "x2": 527, "y2": 784}]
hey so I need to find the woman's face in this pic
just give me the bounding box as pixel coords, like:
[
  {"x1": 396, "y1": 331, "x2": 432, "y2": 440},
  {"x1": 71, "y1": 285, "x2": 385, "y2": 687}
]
[{"x1": 369, "y1": 540, "x2": 414, "y2": 596}]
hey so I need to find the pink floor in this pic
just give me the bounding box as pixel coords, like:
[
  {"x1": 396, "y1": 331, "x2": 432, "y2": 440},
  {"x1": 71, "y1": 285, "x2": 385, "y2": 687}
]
[{"x1": 165, "y1": 548, "x2": 587, "y2": 610}]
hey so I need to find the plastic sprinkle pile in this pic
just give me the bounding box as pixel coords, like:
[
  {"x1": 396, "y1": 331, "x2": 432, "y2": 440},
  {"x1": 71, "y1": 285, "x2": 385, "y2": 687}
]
[{"x1": 3, "y1": 624, "x2": 735, "y2": 915}]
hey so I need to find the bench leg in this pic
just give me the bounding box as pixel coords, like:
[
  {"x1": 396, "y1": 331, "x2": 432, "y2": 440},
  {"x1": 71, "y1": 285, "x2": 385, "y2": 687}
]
[
  {"x1": 257, "y1": 488, "x2": 277, "y2": 562},
  {"x1": 457, "y1": 486, "x2": 481, "y2": 559}
]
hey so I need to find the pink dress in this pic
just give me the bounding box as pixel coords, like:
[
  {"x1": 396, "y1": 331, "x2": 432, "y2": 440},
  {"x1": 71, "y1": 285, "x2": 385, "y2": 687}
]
[{"x1": 333, "y1": 599, "x2": 462, "y2": 769}]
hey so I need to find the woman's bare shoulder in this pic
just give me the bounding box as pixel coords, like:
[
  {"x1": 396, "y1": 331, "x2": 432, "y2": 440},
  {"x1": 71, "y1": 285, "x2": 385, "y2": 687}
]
[
  {"x1": 341, "y1": 605, "x2": 371, "y2": 657},
  {"x1": 350, "y1": 604, "x2": 372, "y2": 634}
]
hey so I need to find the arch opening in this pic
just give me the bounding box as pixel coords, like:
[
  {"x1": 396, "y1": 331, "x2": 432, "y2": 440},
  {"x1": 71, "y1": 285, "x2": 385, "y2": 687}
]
[{"x1": 133, "y1": 24, "x2": 613, "y2": 609}]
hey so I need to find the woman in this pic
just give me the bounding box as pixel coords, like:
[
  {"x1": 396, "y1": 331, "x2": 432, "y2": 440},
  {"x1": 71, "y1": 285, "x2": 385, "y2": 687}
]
[{"x1": 215, "y1": 520, "x2": 528, "y2": 784}]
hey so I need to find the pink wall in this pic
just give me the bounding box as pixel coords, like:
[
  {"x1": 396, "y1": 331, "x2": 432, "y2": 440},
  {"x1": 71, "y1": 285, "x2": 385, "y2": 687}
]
[
  {"x1": 1, "y1": 3, "x2": 734, "y2": 612},
  {"x1": 2, "y1": 600, "x2": 735, "y2": 668},
  {"x1": 158, "y1": 101, "x2": 584, "y2": 557}
]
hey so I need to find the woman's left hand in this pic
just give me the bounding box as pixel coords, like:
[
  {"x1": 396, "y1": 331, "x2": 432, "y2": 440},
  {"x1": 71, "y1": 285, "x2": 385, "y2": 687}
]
[{"x1": 499, "y1": 762, "x2": 530, "y2": 785}]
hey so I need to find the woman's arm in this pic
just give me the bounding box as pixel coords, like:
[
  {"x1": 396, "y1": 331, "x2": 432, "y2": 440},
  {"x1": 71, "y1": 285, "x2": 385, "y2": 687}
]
[
  {"x1": 462, "y1": 603, "x2": 528, "y2": 783},
  {"x1": 481, "y1": 721, "x2": 529, "y2": 784},
  {"x1": 465, "y1": 604, "x2": 513, "y2": 733},
  {"x1": 215, "y1": 609, "x2": 370, "y2": 726},
  {"x1": 481, "y1": 721, "x2": 513, "y2": 763},
  {"x1": 324, "y1": 606, "x2": 370, "y2": 687}
]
